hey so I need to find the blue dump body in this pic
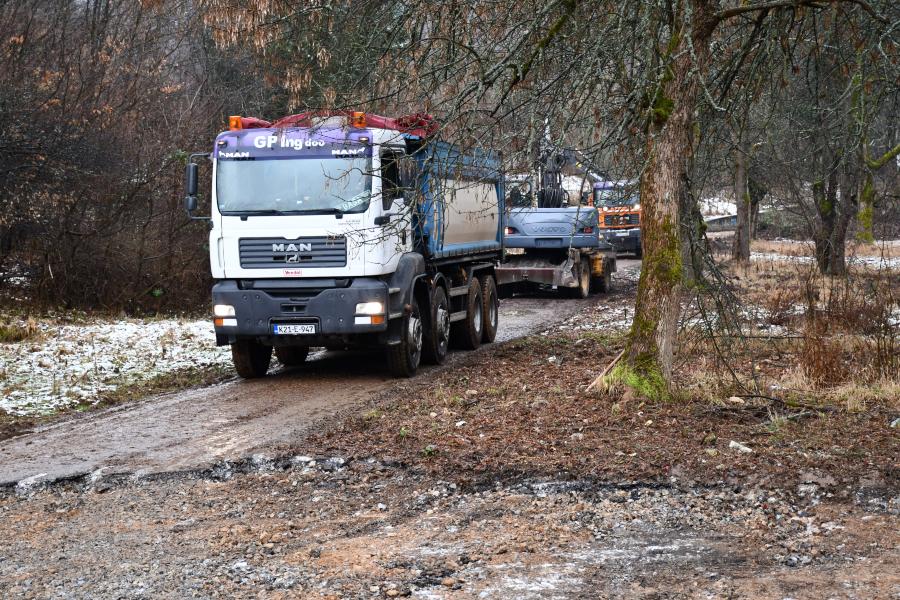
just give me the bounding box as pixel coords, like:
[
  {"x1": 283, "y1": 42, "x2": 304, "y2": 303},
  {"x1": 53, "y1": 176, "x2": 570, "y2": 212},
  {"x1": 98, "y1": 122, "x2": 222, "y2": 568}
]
[
  {"x1": 504, "y1": 206, "x2": 600, "y2": 249},
  {"x1": 413, "y1": 141, "x2": 505, "y2": 260}
]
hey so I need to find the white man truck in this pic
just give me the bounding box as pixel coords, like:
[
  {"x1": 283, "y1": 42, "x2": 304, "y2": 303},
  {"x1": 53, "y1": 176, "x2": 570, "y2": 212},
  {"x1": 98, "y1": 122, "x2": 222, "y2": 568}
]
[{"x1": 184, "y1": 111, "x2": 504, "y2": 378}]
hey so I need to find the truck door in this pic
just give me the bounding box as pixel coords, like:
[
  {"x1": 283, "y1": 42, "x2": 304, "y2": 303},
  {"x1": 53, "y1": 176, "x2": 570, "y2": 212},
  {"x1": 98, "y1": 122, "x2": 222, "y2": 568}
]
[{"x1": 373, "y1": 149, "x2": 412, "y2": 269}]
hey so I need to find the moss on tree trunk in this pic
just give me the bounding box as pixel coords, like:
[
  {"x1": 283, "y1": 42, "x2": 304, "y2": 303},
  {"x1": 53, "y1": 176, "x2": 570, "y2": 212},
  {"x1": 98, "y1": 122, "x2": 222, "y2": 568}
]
[{"x1": 622, "y1": 3, "x2": 715, "y2": 397}]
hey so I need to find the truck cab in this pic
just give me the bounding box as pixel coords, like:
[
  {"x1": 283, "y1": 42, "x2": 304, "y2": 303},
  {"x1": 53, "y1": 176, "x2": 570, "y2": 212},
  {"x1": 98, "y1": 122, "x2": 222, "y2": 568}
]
[{"x1": 593, "y1": 180, "x2": 642, "y2": 258}]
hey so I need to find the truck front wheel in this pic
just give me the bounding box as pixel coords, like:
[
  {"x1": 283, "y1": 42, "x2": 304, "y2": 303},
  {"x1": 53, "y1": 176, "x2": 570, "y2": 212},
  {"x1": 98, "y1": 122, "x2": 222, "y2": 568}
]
[
  {"x1": 274, "y1": 346, "x2": 309, "y2": 367},
  {"x1": 387, "y1": 296, "x2": 423, "y2": 377},
  {"x1": 231, "y1": 340, "x2": 272, "y2": 379}
]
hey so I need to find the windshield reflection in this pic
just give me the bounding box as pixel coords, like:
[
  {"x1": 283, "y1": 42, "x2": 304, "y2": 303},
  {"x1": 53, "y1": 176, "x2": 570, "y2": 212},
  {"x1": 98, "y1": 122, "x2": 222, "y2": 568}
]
[{"x1": 216, "y1": 156, "x2": 372, "y2": 215}]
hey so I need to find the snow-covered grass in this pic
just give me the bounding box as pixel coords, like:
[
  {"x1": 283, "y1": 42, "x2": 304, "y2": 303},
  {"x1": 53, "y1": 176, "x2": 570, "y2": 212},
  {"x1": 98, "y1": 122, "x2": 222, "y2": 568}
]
[
  {"x1": 750, "y1": 251, "x2": 900, "y2": 269},
  {"x1": 0, "y1": 317, "x2": 230, "y2": 417}
]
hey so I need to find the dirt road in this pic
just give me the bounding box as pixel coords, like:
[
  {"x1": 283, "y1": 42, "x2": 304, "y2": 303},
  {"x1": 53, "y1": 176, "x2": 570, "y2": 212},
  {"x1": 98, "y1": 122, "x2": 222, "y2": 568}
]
[
  {"x1": 0, "y1": 263, "x2": 638, "y2": 487},
  {"x1": 1, "y1": 258, "x2": 896, "y2": 599}
]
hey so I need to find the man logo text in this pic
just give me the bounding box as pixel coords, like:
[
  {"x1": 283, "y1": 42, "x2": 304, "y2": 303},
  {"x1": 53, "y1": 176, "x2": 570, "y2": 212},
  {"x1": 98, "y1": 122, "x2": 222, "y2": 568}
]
[{"x1": 272, "y1": 243, "x2": 313, "y2": 252}]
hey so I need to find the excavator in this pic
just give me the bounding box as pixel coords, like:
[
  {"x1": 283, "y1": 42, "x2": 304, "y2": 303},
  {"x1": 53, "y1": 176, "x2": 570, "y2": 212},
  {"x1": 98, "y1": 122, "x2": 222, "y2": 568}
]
[{"x1": 495, "y1": 134, "x2": 616, "y2": 297}]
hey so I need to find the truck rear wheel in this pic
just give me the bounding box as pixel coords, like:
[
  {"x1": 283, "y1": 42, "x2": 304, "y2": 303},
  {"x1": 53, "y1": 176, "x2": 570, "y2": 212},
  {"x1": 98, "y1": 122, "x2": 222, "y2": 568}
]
[
  {"x1": 481, "y1": 274, "x2": 499, "y2": 343},
  {"x1": 387, "y1": 296, "x2": 423, "y2": 377},
  {"x1": 591, "y1": 261, "x2": 613, "y2": 294},
  {"x1": 451, "y1": 277, "x2": 483, "y2": 350},
  {"x1": 569, "y1": 258, "x2": 590, "y2": 299},
  {"x1": 231, "y1": 340, "x2": 272, "y2": 379},
  {"x1": 422, "y1": 286, "x2": 450, "y2": 365},
  {"x1": 274, "y1": 346, "x2": 309, "y2": 367}
]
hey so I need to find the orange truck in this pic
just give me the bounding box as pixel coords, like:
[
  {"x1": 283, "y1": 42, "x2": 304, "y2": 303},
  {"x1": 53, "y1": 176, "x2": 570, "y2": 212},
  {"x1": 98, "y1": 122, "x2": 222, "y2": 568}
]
[{"x1": 592, "y1": 180, "x2": 642, "y2": 258}]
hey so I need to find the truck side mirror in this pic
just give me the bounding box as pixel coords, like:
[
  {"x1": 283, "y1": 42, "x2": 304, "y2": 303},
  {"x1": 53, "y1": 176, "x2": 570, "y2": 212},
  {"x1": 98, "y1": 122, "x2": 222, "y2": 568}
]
[
  {"x1": 185, "y1": 163, "x2": 198, "y2": 197},
  {"x1": 182, "y1": 154, "x2": 212, "y2": 225},
  {"x1": 185, "y1": 163, "x2": 199, "y2": 214}
]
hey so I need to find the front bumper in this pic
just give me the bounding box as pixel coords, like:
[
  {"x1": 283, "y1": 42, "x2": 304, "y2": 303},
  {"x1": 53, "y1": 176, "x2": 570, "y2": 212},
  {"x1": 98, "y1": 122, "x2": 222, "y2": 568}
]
[
  {"x1": 599, "y1": 228, "x2": 641, "y2": 252},
  {"x1": 211, "y1": 278, "x2": 390, "y2": 346}
]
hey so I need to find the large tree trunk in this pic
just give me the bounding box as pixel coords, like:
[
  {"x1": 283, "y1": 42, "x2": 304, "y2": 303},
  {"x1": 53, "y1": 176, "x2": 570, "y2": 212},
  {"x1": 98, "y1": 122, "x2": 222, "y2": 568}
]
[
  {"x1": 623, "y1": 4, "x2": 714, "y2": 394},
  {"x1": 732, "y1": 139, "x2": 751, "y2": 261}
]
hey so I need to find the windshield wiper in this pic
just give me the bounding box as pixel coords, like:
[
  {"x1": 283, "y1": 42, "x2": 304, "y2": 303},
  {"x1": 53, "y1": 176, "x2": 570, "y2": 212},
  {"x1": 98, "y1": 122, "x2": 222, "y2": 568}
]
[
  {"x1": 225, "y1": 209, "x2": 290, "y2": 216},
  {"x1": 224, "y1": 207, "x2": 351, "y2": 218}
]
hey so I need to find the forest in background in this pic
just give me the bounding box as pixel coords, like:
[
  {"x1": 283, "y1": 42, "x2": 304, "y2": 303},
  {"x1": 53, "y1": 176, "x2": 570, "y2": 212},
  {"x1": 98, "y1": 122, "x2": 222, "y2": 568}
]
[{"x1": 0, "y1": 0, "x2": 897, "y2": 314}]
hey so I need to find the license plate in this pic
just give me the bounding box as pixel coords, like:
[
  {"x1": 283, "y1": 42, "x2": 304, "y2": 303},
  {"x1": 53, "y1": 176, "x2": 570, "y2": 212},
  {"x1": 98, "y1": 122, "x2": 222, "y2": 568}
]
[
  {"x1": 273, "y1": 324, "x2": 316, "y2": 335},
  {"x1": 616, "y1": 231, "x2": 629, "y2": 237}
]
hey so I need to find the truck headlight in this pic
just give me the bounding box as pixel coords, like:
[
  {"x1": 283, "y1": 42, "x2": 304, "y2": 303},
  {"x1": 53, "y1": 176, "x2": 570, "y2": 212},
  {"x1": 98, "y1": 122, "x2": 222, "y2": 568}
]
[
  {"x1": 213, "y1": 304, "x2": 236, "y2": 317},
  {"x1": 355, "y1": 301, "x2": 384, "y2": 315}
]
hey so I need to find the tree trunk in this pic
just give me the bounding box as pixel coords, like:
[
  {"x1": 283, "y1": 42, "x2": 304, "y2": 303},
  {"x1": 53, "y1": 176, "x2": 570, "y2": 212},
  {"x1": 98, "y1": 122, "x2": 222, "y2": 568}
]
[
  {"x1": 813, "y1": 159, "x2": 863, "y2": 276},
  {"x1": 731, "y1": 140, "x2": 751, "y2": 261},
  {"x1": 622, "y1": 4, "x2": 714, "y2": 395},
  {"x1": 748, "y1": 176, "x2": 766, "y2": 238}
]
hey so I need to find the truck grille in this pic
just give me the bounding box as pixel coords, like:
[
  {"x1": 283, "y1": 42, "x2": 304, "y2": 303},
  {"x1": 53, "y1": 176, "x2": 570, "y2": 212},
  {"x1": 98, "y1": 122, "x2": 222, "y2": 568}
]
[
  {"x1": 604, "y1": 213, "x2": 640, "y2": 226},
  {"x1": 239, "y1": 237, "x2": 347, "y2": 269}
]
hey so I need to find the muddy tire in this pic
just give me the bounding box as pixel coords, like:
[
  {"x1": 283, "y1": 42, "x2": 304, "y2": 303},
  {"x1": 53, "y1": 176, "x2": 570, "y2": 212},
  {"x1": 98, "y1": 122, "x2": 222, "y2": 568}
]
[
  {"x1": 591, "y1": 265, "x2": 612, "y2": 294},
  {"x1": 480, "y1": 274, "x2": 499, "y2": 343},
  {"x1": 634, "y1": 244, "x2": 643, "y2": 259},
  {"x1": 450, "y1": 277, "x2": 483, "y2": 350},
  {"x1": 422, "y1": 286, "x2": 450, "y2": 365},
  {"x1": 274, "y1": 346, "x2": 309, "y2": 367},
  {"x1": 387, "y1": 296, "x2": 423, "y2": 377},
  {"x1": 231, "y1": 340, "x2": 272, "y2": 379},
  {"x1": 569, "y1": 258, "x2": 590, "y2": 299}
]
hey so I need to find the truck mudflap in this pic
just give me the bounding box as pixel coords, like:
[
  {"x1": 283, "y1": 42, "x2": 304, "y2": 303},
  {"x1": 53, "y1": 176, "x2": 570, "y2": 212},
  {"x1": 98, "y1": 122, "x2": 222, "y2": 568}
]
[{"x1": 495, "y1": 248, "x2": 580, "y2": 288}]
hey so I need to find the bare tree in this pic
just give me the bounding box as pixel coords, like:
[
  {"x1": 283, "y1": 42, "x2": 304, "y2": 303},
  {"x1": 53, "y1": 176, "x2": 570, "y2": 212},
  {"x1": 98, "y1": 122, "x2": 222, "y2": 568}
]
[{"x1": 197, "y1": 0, "x2": 897, "y2": 393}]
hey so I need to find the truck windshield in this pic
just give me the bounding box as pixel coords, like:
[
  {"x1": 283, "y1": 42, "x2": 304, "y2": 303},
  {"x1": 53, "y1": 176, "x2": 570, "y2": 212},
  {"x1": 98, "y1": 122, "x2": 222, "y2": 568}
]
[
  {"x1": 595, "y1": 189, "x2": 638, "y2": 208},
  {"x1": 216, "y1": 156, "x2": 372, "y2": 215}
]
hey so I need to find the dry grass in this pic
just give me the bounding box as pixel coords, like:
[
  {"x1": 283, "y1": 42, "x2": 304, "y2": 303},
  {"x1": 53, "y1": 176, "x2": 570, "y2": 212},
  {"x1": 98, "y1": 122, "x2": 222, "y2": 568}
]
[
  {"x1": 751, "y1": 238, "x2": 900, "y2": 259},
  {"x1": 0, "y1": 319, "x2": 40, "y2": 344},
  {"x1": 682, "y1": 254, "x2": 898, "y2": 409}
]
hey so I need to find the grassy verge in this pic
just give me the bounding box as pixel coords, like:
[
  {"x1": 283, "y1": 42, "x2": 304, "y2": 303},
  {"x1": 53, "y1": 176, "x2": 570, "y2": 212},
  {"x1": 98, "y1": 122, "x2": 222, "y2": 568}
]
[
  {"x1": 308, "y1": 254, "x2": 897, "y2": 493},
  {"x1": 751, "y1": 238, "x2": 899, "y2": 259}
]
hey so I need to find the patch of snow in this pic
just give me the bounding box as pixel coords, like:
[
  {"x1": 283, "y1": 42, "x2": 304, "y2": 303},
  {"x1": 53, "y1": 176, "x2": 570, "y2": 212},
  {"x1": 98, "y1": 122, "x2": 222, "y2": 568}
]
[
  {"x1": 0, "y1": 317, "x2": 229, "y2": 416},
  {"x1": 700, "y1": 196, "x2": 737, "y2": 217}
]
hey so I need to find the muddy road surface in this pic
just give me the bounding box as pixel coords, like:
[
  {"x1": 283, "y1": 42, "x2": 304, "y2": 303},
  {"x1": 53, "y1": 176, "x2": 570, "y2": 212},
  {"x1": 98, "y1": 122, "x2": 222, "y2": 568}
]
[{"x1": 0, "y1": 264, "x2": 638, "y2": 487}]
